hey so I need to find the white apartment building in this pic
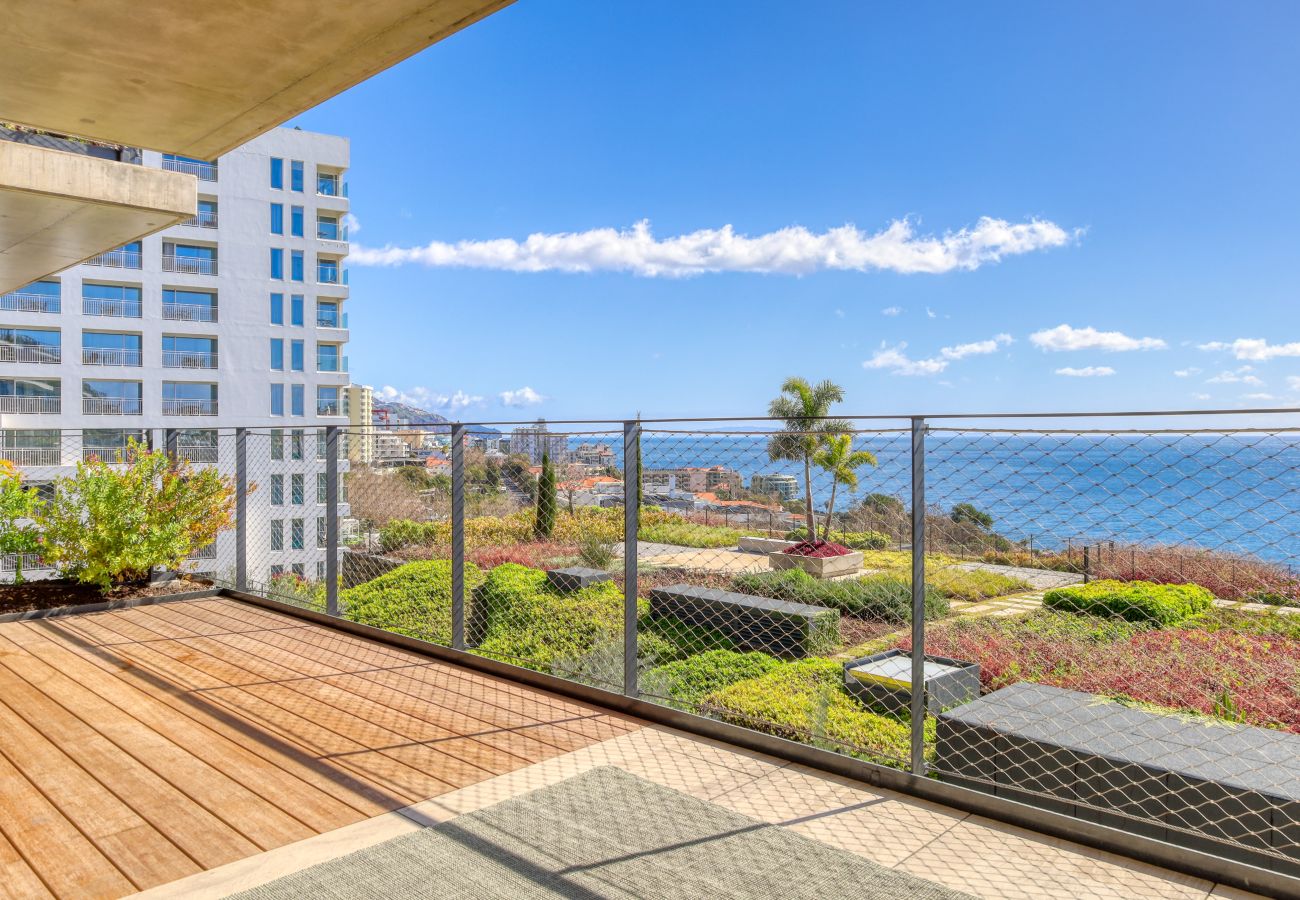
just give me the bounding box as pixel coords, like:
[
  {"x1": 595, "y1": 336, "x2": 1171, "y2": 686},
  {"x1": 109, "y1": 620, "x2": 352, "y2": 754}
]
[{"x1": 0, "y1": 127, "x2": 351, "y2": 586}]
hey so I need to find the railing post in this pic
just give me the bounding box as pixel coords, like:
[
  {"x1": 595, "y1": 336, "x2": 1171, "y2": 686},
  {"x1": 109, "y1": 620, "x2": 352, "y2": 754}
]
[
  {"x1": 623, "y1": 420, "x2": 641, "y2": 698},
  {"x1": 235, "y1": 428, "x2": 248, "y2": 592},
  {"x1": 325, "y1": 426, "x2": 340, "y2": 616},
  {"x1": 909, "y1": 417, "x2": 928, "y2": 777},
  {"x1": 451, "y1": 423, "x2": 466, "y2": 651},
  {"x1": 164, "y1": 428, "x2": 178, "y2": 462}
]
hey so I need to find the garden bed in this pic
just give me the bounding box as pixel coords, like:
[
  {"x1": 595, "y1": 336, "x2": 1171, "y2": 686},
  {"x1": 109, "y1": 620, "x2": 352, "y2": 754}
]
[{"x1": 0, "y1": 576, "x2": 216, "y2": 620}]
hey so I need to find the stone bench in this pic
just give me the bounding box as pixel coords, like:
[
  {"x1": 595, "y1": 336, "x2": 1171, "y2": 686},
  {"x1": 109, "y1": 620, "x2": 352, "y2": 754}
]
[
  {"x1": 648, "y1": 583, "x2": 839, "y2": 658},
  {"x1": 935, "y1": 681, "x2": 1300, "y2": 875}
]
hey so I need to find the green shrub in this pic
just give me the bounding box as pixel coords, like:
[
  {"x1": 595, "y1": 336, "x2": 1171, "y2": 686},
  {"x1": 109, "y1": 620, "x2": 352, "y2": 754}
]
[
  {"x1": 640, "y1": 613, "x2": 736, "y2": 662},
  {"x1": 645, "y1": 650, "x2": 781, "y2": 706},
  {"x1": 637, "y1": 521, "x2": 745, "y2": 549},
  {"x1": 926, "y1": 567, "x2": 1031, "y2": 602},
  {"x1": 577, "y1": 532, "x2": 615, "y2": 569},
  {"x1": 702, "y1": 657, "x2": 931, "y2": 766},
  {"x1": 783, "y1": 527, "x2": 890, "y2": 550},
  {"x1": 0, "y1": 461, "x2": 45, "y2": 584},
  {"x1": 732, "y1": 568, "x2": 949, "y2": 622},
  {"x1": 341, "y1": 560, "x2": 483, "y2": 644},
  {"x1": 378, "y1": 518, "x2": 436, "y2": 553},
  {"x1": 1043, "y1": 579, "x2": 1214, "y2": 626}
]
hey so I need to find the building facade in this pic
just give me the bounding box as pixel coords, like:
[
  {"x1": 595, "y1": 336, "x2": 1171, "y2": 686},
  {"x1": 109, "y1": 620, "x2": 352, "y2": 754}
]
[
  {"x1": 345, "y1": 383, "x2": 374, "y2": 464},
  {"x1": 510, "y1": 420, "x2": 567, "y2": 465},
  {"x1": 0, "y1": 127, "x2": 351, "y2": 586},
  {"x1": 751, "y1": 472, "x2": 799, "y2": 500}
]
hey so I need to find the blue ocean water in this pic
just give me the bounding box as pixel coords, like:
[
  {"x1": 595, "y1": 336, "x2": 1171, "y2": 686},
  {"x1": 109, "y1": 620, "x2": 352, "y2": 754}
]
[{"x1": 568, "y1": 432, "x2": 1300, "y2": 563}]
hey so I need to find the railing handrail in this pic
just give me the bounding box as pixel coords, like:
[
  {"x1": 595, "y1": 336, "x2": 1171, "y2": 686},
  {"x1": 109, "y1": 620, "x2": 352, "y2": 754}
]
[
  {"x1": 82, "y1": 396, "x2": 143, "y2": 415},
  {"x1": 0, "y1": 396, "x2": 60, "y2": 414},
  {"x1": 162, "y1": 157, "x2": 218, "y2": 180},
  {"x1": 0, "y1": 292, "x2": 61, "y2": 313},
  {"x1": 0, "y1": 343, "x2": 61, "y2": 364},
  {"x1": 182, "y1": 210, "x2": 219, "y2": 228},
  {"x1": 86, "y1": 249, "x2": 142, "y2": 269},
  {"x1": 82, "y1": 297, "x2": 142, "y2": 317},
  {"x1": 162, "y1": 254, "x2": 218, "y2": 275},
  {"x1": 162, "y1": 349, "x2": 218, "y2": 368},
  {"x1": 162, "y1": 398, "x2": 218, "y2": 415},
  {"x1": 162, "y1": 301, "x2": 218, "y2": 322},
  {"x1": 0, "y1": 448, "x2": 60, "y2": 466},
  {"x1": 82, "y1": 347, "x2": 142, "y2": 366}
]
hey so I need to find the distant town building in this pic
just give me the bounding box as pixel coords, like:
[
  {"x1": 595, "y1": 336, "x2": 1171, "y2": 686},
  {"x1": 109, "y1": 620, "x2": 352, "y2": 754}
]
[
  {"x1": 345, "y1": 384, "x2": 374, "y2": 465},
  {"x1": 511, "y1": 419, "x2": 566, "y2": 465},
  {"x1": 751, "y1": 472, "x2": 799, "y2": 500},
  {"x1": 374, "y1": 433, "x2": 410, "y2": 462},
  {"x1": 573, "y1": 442, "x2": 616, "y2": 469}
]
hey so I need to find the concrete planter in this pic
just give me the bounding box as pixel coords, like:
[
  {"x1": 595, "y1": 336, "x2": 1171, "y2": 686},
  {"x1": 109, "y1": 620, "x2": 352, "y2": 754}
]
[
  {"x1": 737, "y1": 536, "x2": 797, "y2": 554},
  {"x1": 768, "y1": 549, "x2": 863, "y2": 579},
  {"x1": 843, "y1": 649, "x2": 980, "y2": 716}
]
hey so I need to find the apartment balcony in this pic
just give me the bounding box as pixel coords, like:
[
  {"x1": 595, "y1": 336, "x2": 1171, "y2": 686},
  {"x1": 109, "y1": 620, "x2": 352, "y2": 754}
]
[
  {"x1": 0, "y1": 395, "x2": 60, "y2": 414},
  {"x1": 0, "y1": 552, "x2": 49, "y2": 574},
  {"x1": 182, "y1": 209, "x2": 219, "y2": 228},
  {"x1": 85, "y1": 249, "x2": 143, "y2": 269},
  {"x1": 162, "y1": 302, "x2": 218, "y2": 323},
  {"x1": 162, "y1": 157, "x2": 218, "y2": 181},
  {"x1": 176, "y1": 445, "x2": 219, "y2": 464},
  {"x1": 316, "y1": 264, "x2": 342, "y2": 285},
  {"x1": 0, "y1": 447, "x2": 59, "y2": 466},
  {"x1": 82, "y1": 298, "x2": 142, "y2": 318},
  {"x1": 83, "y1": 397, "x2": 142, "y2": 415},
  {"x1": 163, "y1": 398, "x2": 218, "y2": 416},
  {"x1": 316, "y1": 310, "x2": 348, "y2": 330},
  {"x1": 162, "y1": 350, "x2": 218, "y2": 369},
  {"x1": 162, "y1": 254, "x2": 217, "y2": 276},
  {"x1": 0, "y1": 291, "x2": 61, "y2": 314},
  {"x1": 0, "y1": 344, "x2": 61, "y2": 364},
  {"x1": 80, "y1": 446, "x2": 134, "y2": 462},
  {"x1": 316, "y1": 399, "x2": 342, "y2": 416},
  {"x1": 82, "y1": 348, "x2": 142, "y2": 367}
]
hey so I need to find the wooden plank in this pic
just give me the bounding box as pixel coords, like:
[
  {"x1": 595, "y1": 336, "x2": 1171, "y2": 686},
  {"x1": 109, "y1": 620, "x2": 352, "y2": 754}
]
[
  {"x1": 134, "y1": 601, "x2": 305, "y2": 639},
  {"x1": 7, "y1": 624, "x2": 387, "y2": 827},
  {"x1": 0, "y1": 651, "x2": 258, "y2": 872},
  {"x1": 0, "y1": 827, "x2": 54, "y2": 900}
]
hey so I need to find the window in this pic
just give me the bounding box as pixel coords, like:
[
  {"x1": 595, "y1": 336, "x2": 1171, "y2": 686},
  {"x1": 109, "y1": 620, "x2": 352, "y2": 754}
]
[
  {"x1": 290, "y1": 251, "x2": 304, "y2": 283},
  {"x1": 195, "y1": 199, "x2": 218, "y2": 227},
  {"x1": 317, "y1": 257, "x2": 339, "y2": 284},
  {"x1": 270, "y1": 384, "x2": 284, "y2": 416},
  {"x1": 82, "y1": 283, "x2": 142, "y2": 317},
  {"x1": 271, "y1": 564, "x2": 285, "y2": 578},
  {"x1": 270, "y1": 293, "x2": 284, "y2": 325},
  {"x1": 270, "y1": 339, "x2": 284, "y2": 370},
  {"x1": 316, "y1": 301, "x2": 339, "y2": 328},
  {"x1": 290, "y1": 518, "x2": 304, "y2": 550},
  {"x1": 291, "y1": 563, "x2": 305, "y2": 578},
  {"x1": 317, "y1": 344, "x2": 339, "y2": 372},
  {"x1": 270, "y1": 248, "x2": 284, "y2": 280},
  {"x1": 316, "y1": 561, "x2": 325, "y2": 580},
  {"x1": 317, "y1": 386, "x2": 340, "y2": 416},
  {"x1": 270, "y1": 203, "x2": 283, "y2": 235},
  {"x1": 291, "y1": 206, "x2": 304, "y2": 238},
  {"x1": 270, "y1": 474, "x2": 284, "y2": 505},
  {"x1": 291, "y1": 385, "x2": 304, "y2": 417},
  {"x1": 317, "y1": 214, "x2": 340, "y2": 241},
  {"x1": 270, "y1": 519, "x2": 284, "y2": 551},
  {"x1": 290, "y1": 160, "x2": 304, "y2": 192},
  {"x1": 316, "y1": 429, "x2": 327, "y2": 459},
  {"x1": 161, "y1": 335, "x2": 216, "y2": 368},
  {"x1": 82, "y1": 332, "x2": 142, "y2": 366},
  {"x1": 290, "y1": 340, "x2": 304, "y2": 372},
  {"x1": 291, "y1": 295, "x2": 304, "y2": 326},
  {"x1": 270, "y1": 157, "x2": 284, "y2": 189},
  {"x1": 317, "y1": 170, "x2": 341, "y2": 196},
  {"x1": 291, "y1": 473, "x2": 304, "y2": 505},
  {"x1": 316, "y1": 517, "x2": 326, "y2": 548},
  {"x1": 291, "y1": 429, "x2": 304, "y2": 460},
  {"x1": 162, "y1": 289, "x2": 218, "y2": 322},
  {"x1": 317, "y1": 472, "x2": 327, "y2": 503},
  {"x1": 270, "y1": 428, "x2": 284, "y2": 460}
]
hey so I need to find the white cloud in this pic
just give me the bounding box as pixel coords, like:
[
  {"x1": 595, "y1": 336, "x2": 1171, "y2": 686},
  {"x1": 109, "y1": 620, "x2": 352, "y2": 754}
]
[
  {"x1": 864, "y1": 334, "x2": 1012, "y2": 376},
  {"x1": 1288, "y1": 376, "x2": 1300, "y2": 393},
  {"x1": 1205, "y1": 367, "x2": 1264, "y2": 386},
  {"x1": 351, "y1": 216, "x2": 1076, "y2": 278},
  {"x1": 834, "y1": 308, "x2": 846, "y2": 318},
  {"x1": 925, "y1": 307, "x2": 937, "y2": 319},
  {"x1": 377, "y1": 385, "x2": 483, "y2": 413},
  {"x1": 881, "y1": 306, "x2": 902, "y2": 316},
  {"x1": 499, "y1": 386, "x2": 547, "y2": 407},
  {"x1": 1242, "y1": 393, "x2": 1276, "y2": 401},
  {"x1": 1173, "y1": 367, "x2": 1200, "y2": 378},
  {"x1": 1199, "y1": 338, "x2": 1300, "y2": 361},
  {"x1": 342, "y1": 212, "x2": 361, "y2": 235},
  {"x1": 1029, "y1": 324, "x2": 1166, "y2": 352},
  {"x1": 1055, "y1": 366, "x2": 1116, "y2": 377},
  {"x1": 1192, "y1": 393, "x2": 1212, "y2": 401}
]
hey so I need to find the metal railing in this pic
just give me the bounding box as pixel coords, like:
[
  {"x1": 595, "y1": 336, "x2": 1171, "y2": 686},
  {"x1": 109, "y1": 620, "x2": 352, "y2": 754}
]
[
  {"x1": 82, "y1": 348, "x2": 142, "y2": 367},
  {"x1": 177, "y1": 446, "x2": 219, "y2": 464},
  {"x1": 0, "y1": 396, "x2": 60, "y2": 414},
  {"x1": 86, "y1": 249, "x2": 142, "y2": 269},
  {"x1": 0, "y1": 448, "x2": 59, "y2": 466},
  {"x1": 162, "y1": 255, "x2": 218, "y2": 275},
  {"x1": 162, "y1": 303, "x2": 218, "y2": 322},
  {"x1": 182, "y1": 210, "x2": 219, "y2": 228},
  {"x1": 83, "y1": 397, "x2": 142, "y2": 415},
  {"x1": 316, "y1": 265, "x2": 340, "y2": 284},
  {"x1": 0, "y1": 292, "x2": 60, "y2": 313},
  {"x1": 162, "y1": 350, "x2": 218, "y2": 368},
  {"x1": 0, "y1": 344, "x2": 61, "y2": 364},
  {"x1": 163, "y1": 398, "x2": 218, "y2": 416},
  {"x1": 83, "y1": 298, "x2": 142, "y2": 318},
  {"x1": 81, "y1": 446, "x2": 134, "y2": 462},
  {"x1": 162, "y1": 157, "x2": 218, "y2": 181},
  {"x1": 0, "y1": 553, "x2": 50, "y2": 573}
]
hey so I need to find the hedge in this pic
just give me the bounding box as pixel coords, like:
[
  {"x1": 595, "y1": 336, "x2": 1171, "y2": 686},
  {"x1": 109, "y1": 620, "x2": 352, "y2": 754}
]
[
  {"x1": 1043, "y1": 579, "x2": 1214, "y2": 626},
  {"x1": 784, "y1": 527, "x2": 891, "y2": 550},
  {"x1": 340, "y1": 559, "x2": 483, "y2": 645},
  {"x1": 644, "y1": 650, "x2": 782, "y2": 706},
  {"x1": 731, "y1": 568, "x2": 949, "y2": 622}
]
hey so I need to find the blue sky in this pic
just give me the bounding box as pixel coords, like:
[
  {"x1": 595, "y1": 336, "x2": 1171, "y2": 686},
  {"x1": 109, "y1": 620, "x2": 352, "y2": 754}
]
[{"x1": 289, "y1": 1, "x2": 1300, "y2": 422}]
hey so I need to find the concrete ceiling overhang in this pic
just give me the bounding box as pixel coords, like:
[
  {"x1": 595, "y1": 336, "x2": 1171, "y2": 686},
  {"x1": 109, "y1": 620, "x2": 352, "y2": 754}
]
[
  {"x1": 0, "y1": 0, "x2": 515, "y2": 159},
  {"x1": 0, "y1": 141, "x2": 196, "y2": 295}
]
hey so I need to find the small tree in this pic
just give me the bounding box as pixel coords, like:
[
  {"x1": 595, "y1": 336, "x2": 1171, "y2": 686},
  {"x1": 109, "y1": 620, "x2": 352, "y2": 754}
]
[
  {"x1": 813, "y1": 434, "x2": 877, "y2": 540},
  {"x1": 951, "y1": 502, "x2": 993, "y2": 530},
  {"x1": 534, "y1": 452, "x2": 557, "y2": 539},
  {"x1": 38, "y1": 440, "x2": 235, "y2": 590},
  {"x1": 0, "y1": 461, "x2": 45, "y2": 584},
  {"x1": 767, "y1": 377, "x2": 848, "y2": 538}
]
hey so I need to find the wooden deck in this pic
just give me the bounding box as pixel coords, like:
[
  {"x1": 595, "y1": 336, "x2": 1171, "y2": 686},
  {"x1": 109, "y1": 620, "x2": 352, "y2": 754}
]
[{"x1": 0, "y1": 598, "x2": 638, "y2": 899}]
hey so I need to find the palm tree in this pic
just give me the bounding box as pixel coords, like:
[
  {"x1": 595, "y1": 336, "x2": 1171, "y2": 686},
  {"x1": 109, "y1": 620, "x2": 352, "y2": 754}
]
[
  {"x1": 814, "y1": 433, "x2": 877, "y2": 540},
  {"x1": 767, "y1": 377, "x2": 849, "y2": 539}
]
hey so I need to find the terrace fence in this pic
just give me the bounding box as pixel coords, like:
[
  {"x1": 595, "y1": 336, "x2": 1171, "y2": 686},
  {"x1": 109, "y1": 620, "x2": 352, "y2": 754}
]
[{"x1": 3, "y1": 411, "x2": 1300, "y2": 887}]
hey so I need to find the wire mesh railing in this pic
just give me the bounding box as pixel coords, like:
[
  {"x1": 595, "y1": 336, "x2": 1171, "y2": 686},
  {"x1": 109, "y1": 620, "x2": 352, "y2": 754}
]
[{"x1": 2, "y1": 413, "x2": 1299, "y2": 877}]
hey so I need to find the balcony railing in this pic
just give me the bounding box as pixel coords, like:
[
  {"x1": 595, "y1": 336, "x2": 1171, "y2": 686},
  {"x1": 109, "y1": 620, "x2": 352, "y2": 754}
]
[
  {"x1": 86, "y1": 250, "x2": 142, "y2": 269},
  {"x1": 81, "y1": 447, "x2": 133, "y2": 463},
  {"x1": 83, "y1": 397, "x2": 142, "y2": 416},
  {"x1": 162, "y1": 350, "x2": 218, "y2": 369},
  {"x1": 0, "y1": 448, "x2": 59, "y2": 466},
  {"x1": 162, "y1": 303, "x2": 218, "y2": 322},
  {"x1": 317, "y1": 399, "x2": 341, "y2": 416},
  {"x1": 182, "y1": 210, "x2": 219, "y2": 228},
  {"x1": 0, "y1": 553, "x2": 50, "y2": 573},
  {"x1": 317, "y1": 265, "x2": 340, "y2": 284},
  {"x1": 0, "y1": 292, "x2": 60, "y2": 314},
  {"x1": 0, "y1": 396, "x2": 60, "y2": 414},
  {"x1": 316, "y1": 175, "x2": 345, "y2": 197},
  {"x1": 82, "y1": 348, "x2": 142, "y2": 367},
  {"x1": 177, "y1": 446, "x2": 219, "y2": 464},
  {"x1": 0, "y1": 344, "x2": 61, "y2": 364},
  {"x1": 316, "y1": 311, "x2": 347, "y2": 329},
  {"x1": 83, "y1": 298, "x2": 142, "y2": 318},
  {"x1": 162, "y1": 158, "x2": 218, "y2": 181},
  {"x1": 187, "y1": 542, "x2": 218, "y2": 560},
  {"x1": 163, "y1": 398, "x2": 218, "y2": 416},
  {"x1": 162, "y1": 255, "x2": 218, "y2": 275}
]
